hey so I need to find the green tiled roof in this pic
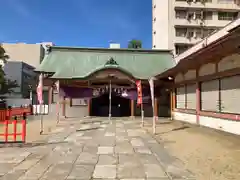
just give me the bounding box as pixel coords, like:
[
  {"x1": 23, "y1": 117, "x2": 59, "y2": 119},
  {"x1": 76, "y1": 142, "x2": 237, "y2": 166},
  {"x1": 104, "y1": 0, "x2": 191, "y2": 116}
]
[{"x1": 37, "y1": 46, "x2": 175, "y2": 80}]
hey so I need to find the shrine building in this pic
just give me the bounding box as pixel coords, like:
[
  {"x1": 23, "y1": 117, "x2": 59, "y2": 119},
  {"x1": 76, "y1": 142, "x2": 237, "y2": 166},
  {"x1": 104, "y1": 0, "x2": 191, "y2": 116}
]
[
  {"x1": 36, "y1": 18, "x2": 240, "y2": 135},
  {"x1": 35, "y1": 46, "x2": 175, "y2": 118}
]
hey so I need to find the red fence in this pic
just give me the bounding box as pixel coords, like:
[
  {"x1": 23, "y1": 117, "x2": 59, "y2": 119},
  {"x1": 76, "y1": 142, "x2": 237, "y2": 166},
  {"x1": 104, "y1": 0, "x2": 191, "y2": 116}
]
[
  {"x1": 0, "y1": 120, "x2": 26, "y2": 142},
  {"x1": 0, "y1": 107, "x2": 30, "y2": 143},
  {"x1": 0, "y1": 107, "x2": 31, "y2": 121}
]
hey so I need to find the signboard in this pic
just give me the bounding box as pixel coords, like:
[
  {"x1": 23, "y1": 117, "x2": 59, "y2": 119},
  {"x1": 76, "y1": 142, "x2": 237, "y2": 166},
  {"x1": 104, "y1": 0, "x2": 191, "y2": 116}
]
[{"x1": 136, "y1": 80, "x2": 142, "y2": 105}]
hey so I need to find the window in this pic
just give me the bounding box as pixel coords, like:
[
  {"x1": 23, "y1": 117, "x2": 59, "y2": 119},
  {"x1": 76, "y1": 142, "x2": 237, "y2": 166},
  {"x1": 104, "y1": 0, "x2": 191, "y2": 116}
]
[
  {"x1": 218, "y1": 12, "x2": 238, "y2": 21},
  {"x1": 200, "y1": 80, "x2": 220, "y2": 112},
  {"x1": 218, "y1": 0, "x2": 235, "y2": 3},
  {"x1": 175, "y1": 44, "x2": 193, "y2": 55},
  {"x1": 175, "y1": 27, "x2": 187, "y2": 37},
  {"x1": 195, "y1": 28, "x2": 204, "y2": 38},
  {"x1": 186, "y1": 29, "x2": 194, "y2": 38},
  {"x1": 203, "y1": 11, "x2": 213, "y2": 20},
  {"x1": 176, "y1": 87, "x2": 186, "y2": 109},
  {"x1": 153, "y1": 31, "x2": 156, "y2": 35},
  {"x1": 203, "y1": 28, "x2": 216, "y2": 37},
  {"x1": 175, "y1": 10, "x2": 187, "y2": 19},
  {"x1": 220, "y1": 75, "x2": 240, "y2": 114},
  {"x1": 186, "y1": 84, "x2": 196, "y2": 110}
]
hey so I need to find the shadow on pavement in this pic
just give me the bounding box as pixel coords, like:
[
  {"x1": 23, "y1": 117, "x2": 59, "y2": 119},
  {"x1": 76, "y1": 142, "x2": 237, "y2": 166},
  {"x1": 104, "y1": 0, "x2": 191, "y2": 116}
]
[
  {"x1": 0, "y1": 141, "x2": 67, "y2": 148},
  {"x1": 76, "y1": 127, "x2": 100, "y2": 132},
  {"x1": 156, "y1": 125, "x2": 190, "y2": 135},
  {"x1": 81, "y1": 120, "x2": 103, "y2": 124}
]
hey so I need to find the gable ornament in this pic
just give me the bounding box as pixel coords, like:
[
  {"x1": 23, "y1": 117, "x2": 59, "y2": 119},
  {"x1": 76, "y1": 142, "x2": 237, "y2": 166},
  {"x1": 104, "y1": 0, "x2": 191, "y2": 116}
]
[{"x1": 105, "y1": 57, "x2": 118, "y2": 66}]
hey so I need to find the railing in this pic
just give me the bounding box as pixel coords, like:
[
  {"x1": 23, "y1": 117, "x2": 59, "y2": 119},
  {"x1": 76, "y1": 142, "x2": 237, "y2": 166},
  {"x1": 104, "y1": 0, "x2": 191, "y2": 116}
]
[
  {"x1": 0, "y1": 106, "x2": 31, "y2": 143},
  {"x1": 0, "y1": 107, "x2": 31, "y2": 121},
  {"x1": 0, "y1": 120, "x2": 26, "y2": 142}
]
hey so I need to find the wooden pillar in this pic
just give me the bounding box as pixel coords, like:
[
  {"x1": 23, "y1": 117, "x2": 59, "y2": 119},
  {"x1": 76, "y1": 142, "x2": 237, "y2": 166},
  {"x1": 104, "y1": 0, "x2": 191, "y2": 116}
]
[
  {"x1": 70, "y1": 98, "x2": 72, "y2": 107},
  {"x1": 196, "y1": 82, "x2": 200, "y2": 125},
  {"x1": 62, "y1": 96, "x2": 66, "y2": 118},
  {"x1": 154, "y1": 98, "x2": 158, "y2": 117},
  {"x1": 131, "y1": 100, "x2": 134, "y2": 118},
  {"x1": 88, "y1": 99, "x2": 91, "y2": 117},
  {"x1": 48, "y1": 86, "x2": 53, "y2": 105},
  {"x1": 171, "y1": 89, "x2": 176, "y2": 120}
]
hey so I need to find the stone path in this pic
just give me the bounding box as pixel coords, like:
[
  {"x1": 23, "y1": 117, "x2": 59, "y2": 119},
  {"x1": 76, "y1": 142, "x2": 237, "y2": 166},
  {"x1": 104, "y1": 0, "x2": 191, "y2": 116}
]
[{"x1": 0, "y1": 117, "x2": 195, "y2": 180}]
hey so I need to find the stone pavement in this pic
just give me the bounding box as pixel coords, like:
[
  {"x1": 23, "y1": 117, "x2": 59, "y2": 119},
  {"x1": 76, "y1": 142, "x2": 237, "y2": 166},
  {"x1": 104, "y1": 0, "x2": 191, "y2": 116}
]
[{"x1": 0, "y1": 117, "x2": 195, "y2": 180}]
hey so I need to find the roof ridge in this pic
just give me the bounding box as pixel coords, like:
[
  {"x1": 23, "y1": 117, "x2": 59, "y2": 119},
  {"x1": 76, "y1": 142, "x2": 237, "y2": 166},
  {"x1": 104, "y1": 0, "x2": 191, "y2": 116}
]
[{"x1": 50, "y1": 46, "x2": 172, "y2": 53}]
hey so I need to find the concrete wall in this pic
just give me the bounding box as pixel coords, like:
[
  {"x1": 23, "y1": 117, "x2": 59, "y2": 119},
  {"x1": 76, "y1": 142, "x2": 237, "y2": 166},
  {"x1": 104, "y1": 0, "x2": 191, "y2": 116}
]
[
  {"x1": 2, "y1": 43, "x2": 45, "y2": 68},
  {"x1": 173, "y1": 112, "x2": 240, "y2": 135}
]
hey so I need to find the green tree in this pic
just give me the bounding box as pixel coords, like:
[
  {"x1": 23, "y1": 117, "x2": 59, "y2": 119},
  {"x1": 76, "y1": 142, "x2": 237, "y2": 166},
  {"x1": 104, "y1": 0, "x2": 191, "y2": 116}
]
[
  {"x1": 128, "y1": 39, "x2": 142, "y2": 49},
  {"x1": 0, "y1": 45, "x2": 18, "y2": 96}
]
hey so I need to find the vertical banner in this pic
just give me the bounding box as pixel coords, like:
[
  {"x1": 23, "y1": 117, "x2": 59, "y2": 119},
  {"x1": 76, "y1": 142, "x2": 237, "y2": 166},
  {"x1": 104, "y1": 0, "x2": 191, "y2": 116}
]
[
  {"x1": 37, "y1": 73, "x2": 43, "y2": 104},
  {"x1": 37, "y1": 73, "x2": 44, "y2": 134},
  {"x1": 136, "y1": 80, "x2": 144, "y2": 126},
  {"x1": 149, "y1": 77, "x2": 156, "y2": 134},
  {"x1": 136, "y1": 80, "x2": 142, "y2": 105}
]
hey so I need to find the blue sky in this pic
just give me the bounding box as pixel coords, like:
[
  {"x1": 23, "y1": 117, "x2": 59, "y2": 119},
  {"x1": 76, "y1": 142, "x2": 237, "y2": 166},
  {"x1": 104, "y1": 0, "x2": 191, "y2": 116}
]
[{"x1": 0, "y1": 0, "x2": 152, "y2": 48}]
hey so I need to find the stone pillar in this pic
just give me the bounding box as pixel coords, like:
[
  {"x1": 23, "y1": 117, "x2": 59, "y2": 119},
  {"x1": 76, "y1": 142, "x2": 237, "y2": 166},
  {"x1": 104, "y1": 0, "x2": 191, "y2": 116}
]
[
  {"x1": 131, "y1": 99, "x2": 135, "y2": 118},
  {"x1": 62, "y1": 96, "x2": 66, "y2": 118}
]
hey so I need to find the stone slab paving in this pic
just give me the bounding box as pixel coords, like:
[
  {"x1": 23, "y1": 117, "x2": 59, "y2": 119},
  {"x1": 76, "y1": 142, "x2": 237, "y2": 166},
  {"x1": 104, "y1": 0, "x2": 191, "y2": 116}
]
[{"x1": 0, "y1": 117, "x2": 195, "y2": 180}]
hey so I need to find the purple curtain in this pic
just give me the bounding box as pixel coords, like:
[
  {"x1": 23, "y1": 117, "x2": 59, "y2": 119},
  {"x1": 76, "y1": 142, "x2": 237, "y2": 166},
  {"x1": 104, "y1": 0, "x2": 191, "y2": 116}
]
[{"x1": 60, "y1": 86, "x2": 151, "y2": 101}]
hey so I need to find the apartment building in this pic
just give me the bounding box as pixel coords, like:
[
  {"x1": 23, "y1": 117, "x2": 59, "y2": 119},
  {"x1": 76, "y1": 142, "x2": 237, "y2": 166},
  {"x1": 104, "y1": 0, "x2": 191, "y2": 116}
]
[
  {"x1": 3, "y1": 61, "x2": 37, "y2": 98},
  {"x1": 1, "y1": 42, "x2": 54, "y2": 68},
  {"x1": 152, "y1": 0, "x2": 240, "y2": 55}
]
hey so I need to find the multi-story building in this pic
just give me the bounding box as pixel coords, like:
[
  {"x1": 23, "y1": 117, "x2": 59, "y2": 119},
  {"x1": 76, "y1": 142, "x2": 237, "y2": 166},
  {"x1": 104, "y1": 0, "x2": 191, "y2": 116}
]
[
  {"x1": 1, "y1": 42, "x2": 54, "y2": 68},
  {"x1": 152, "y1": 0, "x2": 240, "y2": 55},
  {"x1": 3, "y1": 61, "x2": 37, "y2": 98}
]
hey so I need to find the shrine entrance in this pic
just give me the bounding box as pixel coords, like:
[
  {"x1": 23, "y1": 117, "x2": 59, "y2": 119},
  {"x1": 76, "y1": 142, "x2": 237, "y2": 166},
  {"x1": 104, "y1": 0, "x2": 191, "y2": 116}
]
[{"x1": 90, "y1": 92, "x2": 131, "y2": 117}]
